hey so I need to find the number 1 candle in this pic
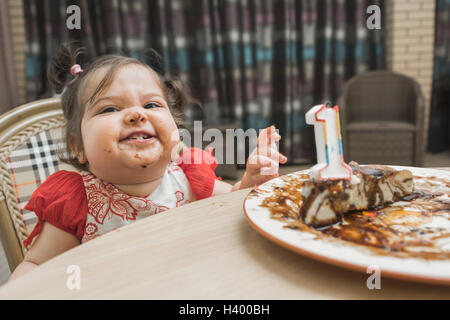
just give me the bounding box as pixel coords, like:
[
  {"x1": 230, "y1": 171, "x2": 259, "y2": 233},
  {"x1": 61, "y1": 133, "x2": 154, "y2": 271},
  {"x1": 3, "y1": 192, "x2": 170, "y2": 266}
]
[{"x1": 306, "y1": 103, "x2": 352, "y2": 181}]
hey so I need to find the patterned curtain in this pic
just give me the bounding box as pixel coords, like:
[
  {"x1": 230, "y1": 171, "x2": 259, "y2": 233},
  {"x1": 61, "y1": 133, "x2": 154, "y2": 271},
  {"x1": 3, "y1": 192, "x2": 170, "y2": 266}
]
[
  {"x1": 24, "y1": 0, "x2": 386, "y2": 164},
  {"x1": 429, "y1": 0, "x2": 450, "y2": 152}
]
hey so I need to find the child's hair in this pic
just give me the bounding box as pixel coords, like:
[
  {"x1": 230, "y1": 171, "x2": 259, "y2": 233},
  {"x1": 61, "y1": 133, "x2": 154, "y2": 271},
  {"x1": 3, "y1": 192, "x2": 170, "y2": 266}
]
[{"x1": 47, "y1": 43, "x2": 197, "y2": 171}]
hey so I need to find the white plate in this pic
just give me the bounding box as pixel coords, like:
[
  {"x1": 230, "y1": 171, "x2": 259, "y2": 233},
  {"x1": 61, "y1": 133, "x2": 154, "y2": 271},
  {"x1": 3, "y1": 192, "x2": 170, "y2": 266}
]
[{"x1": 243, "y1": 166, "x2": 450, "y2": 285}]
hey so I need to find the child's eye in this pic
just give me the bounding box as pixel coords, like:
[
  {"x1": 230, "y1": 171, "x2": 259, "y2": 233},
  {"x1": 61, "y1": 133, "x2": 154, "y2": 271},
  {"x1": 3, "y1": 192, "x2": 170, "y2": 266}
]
[
  {"x1": 144, "y1": 102, "x2": 161, "y2": 109},
  {"x1": 99, "y1": 106, "x2": 118, "y2": 114}
]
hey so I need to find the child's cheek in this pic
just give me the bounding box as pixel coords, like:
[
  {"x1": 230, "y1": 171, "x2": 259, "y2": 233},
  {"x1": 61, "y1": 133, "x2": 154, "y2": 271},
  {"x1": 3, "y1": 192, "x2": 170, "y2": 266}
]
[
  {"x1": 82, "y1": 119, "x2": 116, "y2": 156},
  {"x1": 154, "y1": 112, "x2": 179, "y2": 147},
  {"x1": 166, "y1": 125, "x2": 180, "y2": 148}
]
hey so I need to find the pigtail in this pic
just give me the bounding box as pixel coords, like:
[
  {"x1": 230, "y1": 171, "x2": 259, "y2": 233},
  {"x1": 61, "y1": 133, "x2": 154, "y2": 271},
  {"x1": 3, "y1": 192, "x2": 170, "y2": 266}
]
[
  {"x1": 47, "y1": 43, "x2": 85, "y2": 94},
  {"x1": 162, "y1": 76, "x2": 200, "y2": 125},
  {"x1": 140, "y1": 48, "x2": 164, "y2": 75}
]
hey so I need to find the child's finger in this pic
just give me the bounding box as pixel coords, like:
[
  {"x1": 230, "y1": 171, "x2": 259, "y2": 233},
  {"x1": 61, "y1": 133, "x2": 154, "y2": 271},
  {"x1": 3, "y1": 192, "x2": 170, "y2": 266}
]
[
  {"x1": 256, "y1": 126, "x2": 270, "y2": 147},
  {"x1": 263, "y1": 147, "x2": 286, "y2": 163},
  {"x1": 272, "y1": 130, "x2": 281, "y2": 142},
  {"x1": 279, "y1": 153, "x2": 288, "y2": 164},
  {"x1": 260, "y1": 166, "x2": 278, "y2": 176},
  {"x1": 247, "y1": 153, "x2": 271, "y2": 168},
  {"x1": 248, "y1": 155, "x2": 278, "y2": 175},
  {"x1": 256, "y1": 145, "x2": 287, "y2": 163},
  {"x1": 257, "y1": 125, "x2": 280, "y2": 147},
  {"x1": 259, "y1": 157, "x2": 279, "y2": 176}
]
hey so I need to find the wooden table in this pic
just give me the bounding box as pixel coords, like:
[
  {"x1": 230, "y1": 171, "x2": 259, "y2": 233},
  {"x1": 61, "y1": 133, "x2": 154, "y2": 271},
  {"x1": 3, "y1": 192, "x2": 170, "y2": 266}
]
[{"x1": 1, "y1": 169, "x2": 450, "y2": 299}]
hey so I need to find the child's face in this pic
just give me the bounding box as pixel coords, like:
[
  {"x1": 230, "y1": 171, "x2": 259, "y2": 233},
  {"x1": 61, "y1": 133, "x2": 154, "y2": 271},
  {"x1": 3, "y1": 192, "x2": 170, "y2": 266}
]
[{"x1": 79, "y1": 64, "x2": 179, "y2": 184}]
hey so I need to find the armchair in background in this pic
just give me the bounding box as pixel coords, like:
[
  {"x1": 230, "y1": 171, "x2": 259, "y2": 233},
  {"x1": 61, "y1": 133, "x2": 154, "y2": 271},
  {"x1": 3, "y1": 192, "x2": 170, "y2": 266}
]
[{"x1": 338, "y1": 70, "x2": 425, "y2": 167}]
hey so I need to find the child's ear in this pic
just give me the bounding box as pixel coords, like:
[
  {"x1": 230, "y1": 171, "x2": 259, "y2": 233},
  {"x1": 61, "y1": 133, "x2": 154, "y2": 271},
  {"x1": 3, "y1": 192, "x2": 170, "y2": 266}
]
[
  {"x1": 68, "y1": 137, "x2": 87, "y2": 164},
  {"x1": 77, "y1": 151, "x2": 88, "y2": 164}
]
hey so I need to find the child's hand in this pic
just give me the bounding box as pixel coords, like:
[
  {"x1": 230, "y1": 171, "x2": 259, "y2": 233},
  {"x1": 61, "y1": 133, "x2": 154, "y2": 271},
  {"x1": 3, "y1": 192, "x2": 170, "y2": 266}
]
[{"x1": 240, "y1": 126, "x2": 287, "y2": 189}]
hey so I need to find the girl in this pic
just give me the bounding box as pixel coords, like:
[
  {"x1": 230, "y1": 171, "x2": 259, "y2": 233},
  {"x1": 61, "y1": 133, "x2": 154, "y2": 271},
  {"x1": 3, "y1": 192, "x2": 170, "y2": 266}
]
[{"x1": 9, "y1": 45, "x2": 287, "y2": 280}]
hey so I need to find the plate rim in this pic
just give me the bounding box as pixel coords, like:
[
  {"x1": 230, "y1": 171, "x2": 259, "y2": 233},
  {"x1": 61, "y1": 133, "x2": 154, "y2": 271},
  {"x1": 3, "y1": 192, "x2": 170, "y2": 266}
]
[{"x1": 243, "y1": 166, "x2": 450, "y2": 286}]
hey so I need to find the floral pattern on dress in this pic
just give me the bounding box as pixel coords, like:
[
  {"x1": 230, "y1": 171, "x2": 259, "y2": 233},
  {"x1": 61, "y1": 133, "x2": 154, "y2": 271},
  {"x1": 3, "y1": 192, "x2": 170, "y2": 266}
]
[
  {"x1": 84, "y1": 179, "x2": 148, "y2": 223},
  {"x1": 146, "y1": 200, "x2": 169, "y2": 214},
  {"x1": 167, "y1": 162, "x2": 182, "y2": 174},
  {"x1": 85, "y1": 223, "x2": 98, "y2": 236},
  {"x1": 80, "y1": 164, "x2": 192, "y2": 243},
  {"x1": 175, "y1": 190, "x2": 187, "y2": 207}
]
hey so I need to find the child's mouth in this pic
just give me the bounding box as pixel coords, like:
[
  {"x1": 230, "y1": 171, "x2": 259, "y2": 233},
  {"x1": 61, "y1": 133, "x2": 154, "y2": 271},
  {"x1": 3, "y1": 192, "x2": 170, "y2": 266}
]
[{"x1": 120, "y1": 131, "x2": 156, "y2": 143}]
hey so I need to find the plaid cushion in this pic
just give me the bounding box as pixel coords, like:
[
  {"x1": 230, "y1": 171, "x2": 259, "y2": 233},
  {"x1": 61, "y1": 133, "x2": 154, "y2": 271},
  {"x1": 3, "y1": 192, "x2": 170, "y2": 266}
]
[{"x1": 6, "y1": 126, "x2": 77, "y2": 235}]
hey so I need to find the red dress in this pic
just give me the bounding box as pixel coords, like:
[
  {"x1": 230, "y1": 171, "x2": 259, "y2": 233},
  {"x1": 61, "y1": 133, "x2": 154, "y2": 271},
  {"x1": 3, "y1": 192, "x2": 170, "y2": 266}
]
[{"x1": 23, "y1": 148, "x2": 220, "y2": 247}]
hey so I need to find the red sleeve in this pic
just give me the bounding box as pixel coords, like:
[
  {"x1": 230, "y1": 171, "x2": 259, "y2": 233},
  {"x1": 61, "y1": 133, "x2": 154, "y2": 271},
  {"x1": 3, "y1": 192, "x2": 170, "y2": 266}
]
[
  {"x1": 23, "y1": 171, "x2": 88, "y2": 248},
  {"x1": 175, "y1": 147, "x2": 221, "y2": 200}
]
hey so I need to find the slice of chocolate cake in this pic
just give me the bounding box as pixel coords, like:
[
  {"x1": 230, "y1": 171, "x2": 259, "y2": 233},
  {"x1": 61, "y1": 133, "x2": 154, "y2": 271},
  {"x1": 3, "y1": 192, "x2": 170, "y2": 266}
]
[{"x1": 300, "y1": 162, "x2": 414, "y2": 228}]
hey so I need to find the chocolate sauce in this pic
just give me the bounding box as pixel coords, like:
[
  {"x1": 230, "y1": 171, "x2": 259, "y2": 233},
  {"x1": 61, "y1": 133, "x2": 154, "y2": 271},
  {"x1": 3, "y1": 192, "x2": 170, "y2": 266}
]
[
  {"x1": 260, "y1": 172, "x2": 450, "y2": 260},
  {"x1": 401, "y1": 189, "x2": 443, "y2": 201}
]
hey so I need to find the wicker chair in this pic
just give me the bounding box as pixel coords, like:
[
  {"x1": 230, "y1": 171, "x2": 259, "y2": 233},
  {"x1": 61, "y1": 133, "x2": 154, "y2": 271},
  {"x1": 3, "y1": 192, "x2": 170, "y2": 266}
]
[
  {"x1": 0, "y1": 98, "x2": 72, "y2": 271},
  {"x1": 337, "y1": 70, "x2": 425, "y2": 167}
]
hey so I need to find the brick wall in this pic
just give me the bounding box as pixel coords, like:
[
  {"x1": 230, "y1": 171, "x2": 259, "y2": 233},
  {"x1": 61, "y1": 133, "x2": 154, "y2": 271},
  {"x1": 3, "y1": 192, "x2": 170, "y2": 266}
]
[
  {"x1": 7, "y1": 0, "x2": 26, "y2": 106},
  {"x1": 385, "y1": 0, "x2": 436, "y2": 148}
]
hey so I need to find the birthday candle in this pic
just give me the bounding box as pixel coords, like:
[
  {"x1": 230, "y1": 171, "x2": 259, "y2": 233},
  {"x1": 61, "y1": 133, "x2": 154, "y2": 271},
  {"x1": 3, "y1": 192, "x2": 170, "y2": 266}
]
[{"x1": 306, "y1": 103, "x2": 352, "y2": 181}]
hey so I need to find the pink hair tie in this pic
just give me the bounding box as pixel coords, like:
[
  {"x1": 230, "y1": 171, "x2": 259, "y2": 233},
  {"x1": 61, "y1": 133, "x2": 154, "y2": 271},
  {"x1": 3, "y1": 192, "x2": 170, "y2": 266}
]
[{"x1": 70, "y1": 64, "x2": 83, "y2": 76}]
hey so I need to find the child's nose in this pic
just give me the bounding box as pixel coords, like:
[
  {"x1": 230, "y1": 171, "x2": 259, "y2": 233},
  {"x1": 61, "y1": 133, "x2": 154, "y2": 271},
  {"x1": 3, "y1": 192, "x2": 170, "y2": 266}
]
[{"x1": 124, "y1": 110, "x2": 146, "y2": 125}]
